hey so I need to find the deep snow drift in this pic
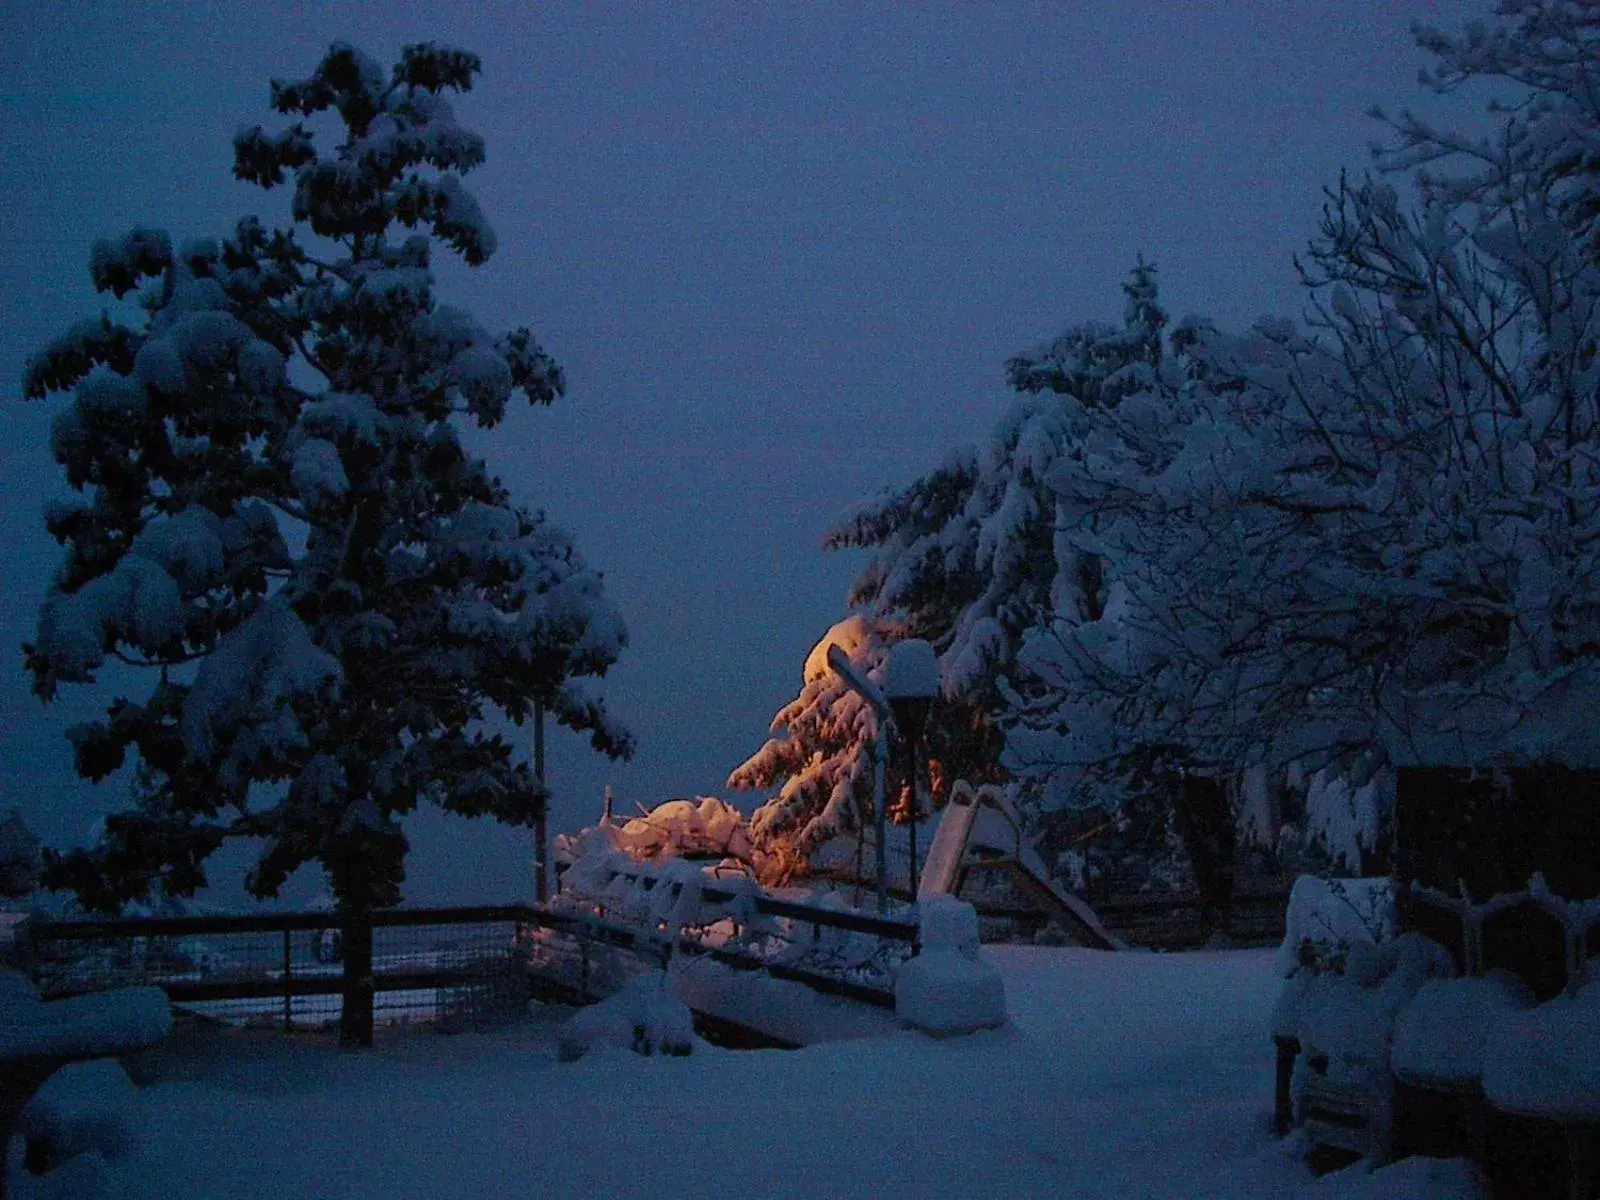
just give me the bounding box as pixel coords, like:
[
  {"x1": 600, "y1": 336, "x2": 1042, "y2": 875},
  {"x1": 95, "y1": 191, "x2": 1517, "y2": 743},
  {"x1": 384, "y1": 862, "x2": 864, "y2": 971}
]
[{"x1": 8, "y1": 948, "x2": 1484, "y2": 1199}]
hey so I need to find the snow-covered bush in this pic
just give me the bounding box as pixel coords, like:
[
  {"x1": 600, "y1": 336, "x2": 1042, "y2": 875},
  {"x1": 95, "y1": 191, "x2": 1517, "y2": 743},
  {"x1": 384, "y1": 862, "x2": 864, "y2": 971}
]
[
  {"x1": 1277, "y1": 875, "x2": 1396, "y2": 979},
  {"x1": 21, "y1": 44, "x2": 631, "y2": 972},
  {"x1": 558, "y1": 972, "x2": 696, "y2": 1060},
  {"x1": 557, "y1": 796, "x2": 758, "y2": 875}
]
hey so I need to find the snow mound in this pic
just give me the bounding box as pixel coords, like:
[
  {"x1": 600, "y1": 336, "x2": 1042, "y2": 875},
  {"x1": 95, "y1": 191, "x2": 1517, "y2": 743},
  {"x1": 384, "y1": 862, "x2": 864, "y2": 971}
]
[
  {"x1": 559, "y1": 973, "x2": 695, "y2": 1060},
  {"x1": 895, "y1": 950, "x2": 1007, "y2": 1037},
  {"x1": 1391, "y1": 972, "x2": 1534, "y2": 1087},
  {"x1": 897, "y1": 901, "x2": 1005, "y2": 1036},
  {"x1": 0, "y1": 976, "x2": 171, "y2": 1059},
  {"x1": 19, "y1": 1057, "x2": 142, "y2": 1163},
  {"x1": 1482, "y1": 973, "x2": 1600, "y2": 1118},
  {"x1": 1302, "y1": 1154, "x2": 1488, "y2": 1198}
]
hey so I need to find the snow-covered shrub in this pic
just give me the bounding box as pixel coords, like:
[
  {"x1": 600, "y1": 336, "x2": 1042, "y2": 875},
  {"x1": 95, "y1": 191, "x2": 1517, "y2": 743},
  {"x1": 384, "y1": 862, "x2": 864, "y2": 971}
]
[
  {"x1": 557, "y1": 796, "x2": 760, "y2": 878},
  {"x1": 1277, "y1": 875, "x2": 1396, "y2": 979},
  {"x1": 558, "y1": 973, "x2": 695, "y2": 1061}
]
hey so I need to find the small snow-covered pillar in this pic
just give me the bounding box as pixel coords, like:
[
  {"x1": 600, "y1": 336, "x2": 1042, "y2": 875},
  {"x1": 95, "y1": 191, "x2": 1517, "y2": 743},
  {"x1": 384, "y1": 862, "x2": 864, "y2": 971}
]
[{"x1": 895, "y1": 896, "x2": 1006, "y2": 1037}]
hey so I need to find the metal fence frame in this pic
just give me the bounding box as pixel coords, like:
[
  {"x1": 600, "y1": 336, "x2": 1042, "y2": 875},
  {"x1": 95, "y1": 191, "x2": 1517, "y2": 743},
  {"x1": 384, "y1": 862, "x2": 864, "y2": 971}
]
[
  {"x1": 21, "y1": 905, "x2": 532, "y2": 1031},
  {"x1": 19, "y1": 887, "x2": 924, "y2": 1028}
]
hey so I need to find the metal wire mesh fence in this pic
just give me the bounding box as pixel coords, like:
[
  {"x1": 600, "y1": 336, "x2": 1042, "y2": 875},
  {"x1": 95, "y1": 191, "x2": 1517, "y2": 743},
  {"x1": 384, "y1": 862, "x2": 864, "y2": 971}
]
[{"x1": 20, "y1": 906, "x2": 531, "y2": 1032}]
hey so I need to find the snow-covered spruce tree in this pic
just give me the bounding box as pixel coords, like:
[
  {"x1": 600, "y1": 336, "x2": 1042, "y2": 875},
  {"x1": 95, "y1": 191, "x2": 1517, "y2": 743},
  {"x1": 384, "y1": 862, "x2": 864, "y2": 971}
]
[
  {"x1": 21, "y1": 43, "x2": 631, "y2": 1042},
  {"x1": 831, "y1": 260, "x2": 1169, "y2": 705},
  {"x1": 733, "y1": 266, "x2": 1233, "y2": 889}
]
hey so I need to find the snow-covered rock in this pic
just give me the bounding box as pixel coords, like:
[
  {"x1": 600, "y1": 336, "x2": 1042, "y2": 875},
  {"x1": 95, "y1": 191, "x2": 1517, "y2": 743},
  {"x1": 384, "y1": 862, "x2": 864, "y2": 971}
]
[{"x1": 18, "y1": 1058, "x2": 142, "y2": 1163}]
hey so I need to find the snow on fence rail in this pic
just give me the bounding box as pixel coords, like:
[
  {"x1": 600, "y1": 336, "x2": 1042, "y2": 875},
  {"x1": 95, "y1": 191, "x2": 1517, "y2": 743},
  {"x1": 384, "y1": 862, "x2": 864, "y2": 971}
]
[
  {"x1": 547, "y1": 856, "x2": 920, "y2": 1007},
  {"x1": 17, "y1": 881, "x2": 925, "y2": 1036},
  {"x1": 19, "y1": 906, "x2": 530, "y2": 1030}
]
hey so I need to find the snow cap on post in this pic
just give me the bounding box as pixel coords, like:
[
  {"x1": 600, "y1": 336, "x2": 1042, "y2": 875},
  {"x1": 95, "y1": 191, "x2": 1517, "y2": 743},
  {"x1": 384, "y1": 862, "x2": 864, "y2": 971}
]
[{"x1": 885, "y1": 638, "x2": 939, "y2": 700}]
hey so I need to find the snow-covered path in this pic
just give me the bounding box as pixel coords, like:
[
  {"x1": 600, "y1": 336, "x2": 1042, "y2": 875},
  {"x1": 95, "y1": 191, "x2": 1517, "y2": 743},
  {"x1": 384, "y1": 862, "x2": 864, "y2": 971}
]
[{"x1": 11, "y1": 948, "x2": 1481, "y2": 1199}]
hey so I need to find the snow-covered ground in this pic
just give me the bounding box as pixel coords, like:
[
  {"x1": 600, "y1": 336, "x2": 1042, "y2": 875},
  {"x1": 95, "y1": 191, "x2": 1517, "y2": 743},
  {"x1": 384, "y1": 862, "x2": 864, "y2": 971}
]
[{"x1": 9, "y1": 947, "x2": 1484, "y2": 1199}]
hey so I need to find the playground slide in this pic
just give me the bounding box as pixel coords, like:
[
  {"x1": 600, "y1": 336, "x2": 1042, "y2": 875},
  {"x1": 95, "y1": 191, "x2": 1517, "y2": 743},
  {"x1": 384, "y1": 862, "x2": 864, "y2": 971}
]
[{"x1": 918, "y1": 783, "x2": 1121, "y2": 952}]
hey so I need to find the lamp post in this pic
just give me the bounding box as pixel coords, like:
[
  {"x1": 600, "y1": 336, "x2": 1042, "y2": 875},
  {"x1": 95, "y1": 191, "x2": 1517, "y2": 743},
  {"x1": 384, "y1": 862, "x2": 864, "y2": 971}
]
[
  {"x1": 826, "y1": 645, "x2": 894, "y2": 914},
  {"x1": 533, "y1": 699, "x2": 548, "y2": 903},
  {"x1": 885, "y1": 639, "x2": 938, "y2": 898}
]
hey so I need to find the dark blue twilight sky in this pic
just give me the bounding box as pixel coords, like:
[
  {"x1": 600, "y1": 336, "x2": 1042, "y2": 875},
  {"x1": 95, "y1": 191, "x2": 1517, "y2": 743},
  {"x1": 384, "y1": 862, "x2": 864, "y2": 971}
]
[{"x1": 0, "y1": 1, "x2": 1480, "y2": 905}]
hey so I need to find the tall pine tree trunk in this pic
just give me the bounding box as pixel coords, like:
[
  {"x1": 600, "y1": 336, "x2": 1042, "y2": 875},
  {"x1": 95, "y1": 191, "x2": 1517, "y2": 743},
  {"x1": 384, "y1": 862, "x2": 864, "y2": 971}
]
[{"x1": 338, "y1": 856, "x2": 375, "y2": 1048}]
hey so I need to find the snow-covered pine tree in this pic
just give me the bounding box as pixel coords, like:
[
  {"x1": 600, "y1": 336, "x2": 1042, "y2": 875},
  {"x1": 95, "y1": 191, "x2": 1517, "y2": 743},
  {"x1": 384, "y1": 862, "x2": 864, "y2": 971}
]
[
  {"x1": 831, "y1": 260, "x2": 1168, "y2": 704},
  {"x1": 21, "y1": 43, "x2": 631, "y2": 1043},
  {"x1": 727, "y1": 615, "x2": 888, "y2": 882},
  {"x1": 734, "y1": 266, "x2": 1226, "y2": 885}
]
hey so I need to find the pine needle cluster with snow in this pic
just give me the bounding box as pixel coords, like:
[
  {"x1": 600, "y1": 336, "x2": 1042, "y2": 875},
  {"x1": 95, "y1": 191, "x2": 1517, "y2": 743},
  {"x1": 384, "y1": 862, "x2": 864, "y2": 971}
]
[{"x1": 22, "y1": 43, "x2": 631, "y2": 915}]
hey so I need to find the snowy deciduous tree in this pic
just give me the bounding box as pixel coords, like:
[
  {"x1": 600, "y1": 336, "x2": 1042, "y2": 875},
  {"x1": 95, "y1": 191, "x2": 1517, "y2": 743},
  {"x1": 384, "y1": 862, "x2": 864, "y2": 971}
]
[
  {"x1": 20, "y1": 43, "x2": 631, "y2": 1038},
  {"x1": 1014, "y1": 2, "x2": 1600, "y2": 804}
]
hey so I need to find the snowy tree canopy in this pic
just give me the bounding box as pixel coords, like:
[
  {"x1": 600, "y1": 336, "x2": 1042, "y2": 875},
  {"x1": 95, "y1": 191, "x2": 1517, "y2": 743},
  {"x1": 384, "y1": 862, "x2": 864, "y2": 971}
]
[
  {"x1": 1010, "y1": 0, "x2": 1600, "y2": 794},
  {"x1": 828, "y1": 260, "x2": 1172, "y2": 704},
  {"x1": 23, "y1": 42, "x2": 631, "y2": 913}
]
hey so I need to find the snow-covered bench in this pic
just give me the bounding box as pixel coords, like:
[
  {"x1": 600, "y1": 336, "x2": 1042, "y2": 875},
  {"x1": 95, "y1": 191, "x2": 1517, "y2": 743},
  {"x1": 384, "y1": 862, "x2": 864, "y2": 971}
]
[
  {"x1": 0, "y1": 970, "x2": 170, "y2": 1198},
  {"x1": 1274, "y1": 933, "x2": 1454, "y2": 1164},
  {"x1": 1389, "y1": 970, "x2": 1534, "y2": 1162}
]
